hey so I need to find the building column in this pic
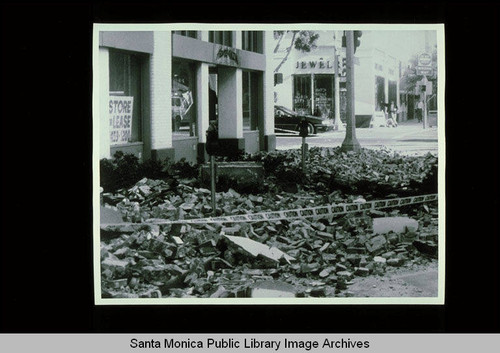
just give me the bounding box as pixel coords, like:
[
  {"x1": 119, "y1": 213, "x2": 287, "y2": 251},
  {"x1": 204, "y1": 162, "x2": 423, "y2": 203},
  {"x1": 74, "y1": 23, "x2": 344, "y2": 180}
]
[
  {"x1": 233, "y1": 31, "x2": 242, "y2": 49},
  {"x1": 150, "y1": 31, "x2": 174, "y2": 161},
  {"x1": 198, "y1": 31, "x2": 208, "y2": 41},
  {"x1": 98, "y1": 47, "x2": 111, "y2": 159},
  {"x1": 196, "y1": 62, "x2": 210, "y2": 162},
  {"x1": 384, "y1": 62, "x2": 389, "y2": 105},
  {"x1": 396, "y1": 64, "x2": 401, "y2": 117},
  {"x1": 217, "y1": 66, "x2": 244, "y2": 155},
  {"x1": 262, "y1": 30, "x2": 276, "y2": 151}
]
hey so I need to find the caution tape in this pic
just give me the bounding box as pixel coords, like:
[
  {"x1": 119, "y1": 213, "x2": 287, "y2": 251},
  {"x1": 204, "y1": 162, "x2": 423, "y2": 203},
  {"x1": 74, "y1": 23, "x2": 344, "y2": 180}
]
[{"x1": 101, "y1": 193, "x2": 438, "y2": 228}]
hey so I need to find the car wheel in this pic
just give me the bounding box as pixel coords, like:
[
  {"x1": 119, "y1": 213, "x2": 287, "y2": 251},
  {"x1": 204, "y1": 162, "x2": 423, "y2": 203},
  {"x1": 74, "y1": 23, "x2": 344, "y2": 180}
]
[{"x1": 307, "y1": 123, "x2": 315, "y2": 135}]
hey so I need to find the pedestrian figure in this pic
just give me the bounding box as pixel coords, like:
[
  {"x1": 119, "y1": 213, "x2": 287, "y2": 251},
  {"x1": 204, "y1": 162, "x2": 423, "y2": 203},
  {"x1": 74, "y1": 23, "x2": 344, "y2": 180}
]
[
  {"x1": 388, "y1": 101, "x2": 398, "y2": 127},
  {"x1": 416, "y1": 100, "x2": 424, "y2": 122},
  {"x1": 400, "y1": 101, "x2": 407, "y2": 121}
]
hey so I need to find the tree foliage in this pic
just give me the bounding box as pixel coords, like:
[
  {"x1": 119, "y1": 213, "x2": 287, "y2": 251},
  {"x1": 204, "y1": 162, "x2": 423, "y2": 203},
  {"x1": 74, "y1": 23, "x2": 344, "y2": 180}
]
[
  {"x1": 274, "y1": 30, "x2": 320, "y2": 73},
  {"x1": 401, "y1": 44, "x2": 438, "y2": 99}
]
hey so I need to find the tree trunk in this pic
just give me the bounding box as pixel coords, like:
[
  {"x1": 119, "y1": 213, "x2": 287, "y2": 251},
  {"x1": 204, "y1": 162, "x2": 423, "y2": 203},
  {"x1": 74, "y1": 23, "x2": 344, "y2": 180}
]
[{"x1": 274, "y1": 31, "x2": 298, "y2": 73}]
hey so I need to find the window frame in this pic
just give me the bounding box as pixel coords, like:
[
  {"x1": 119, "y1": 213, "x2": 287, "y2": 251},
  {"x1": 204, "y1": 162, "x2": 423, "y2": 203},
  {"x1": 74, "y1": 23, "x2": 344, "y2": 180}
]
[{"x1": 108, "y1": 49, "x2": 145, "y2": 145}]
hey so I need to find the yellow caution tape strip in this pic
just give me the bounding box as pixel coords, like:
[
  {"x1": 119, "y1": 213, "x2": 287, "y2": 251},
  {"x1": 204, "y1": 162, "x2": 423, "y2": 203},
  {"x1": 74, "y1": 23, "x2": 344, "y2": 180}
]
[{"x1": 101, "y1": 193, "x2": 438, "y2": 227}]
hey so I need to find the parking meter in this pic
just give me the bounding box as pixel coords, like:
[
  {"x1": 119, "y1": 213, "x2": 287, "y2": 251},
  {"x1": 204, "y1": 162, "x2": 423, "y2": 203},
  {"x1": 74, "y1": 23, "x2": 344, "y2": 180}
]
[
  {"x1": 205, "y1": 121, "x2": 219, "y2": 216},
  {"x1": 205, "y1": 121, "x2": 219, "y2": 156},
  {"x1": 298, "y1": 118, "x2": 309, "y2": 138},
  {"x1": 298, "y1": 118, "x2": 309, "y2": 172}
]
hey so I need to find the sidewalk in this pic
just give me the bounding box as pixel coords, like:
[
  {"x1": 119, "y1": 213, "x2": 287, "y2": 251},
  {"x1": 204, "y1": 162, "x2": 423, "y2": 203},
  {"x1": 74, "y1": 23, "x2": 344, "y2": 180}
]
[
  {"x1": 354, "y1": 119, "x2": 438, "y2": 141},
  {"x1": 395, "y1": 119, "x2": 438, "y2": 141}
]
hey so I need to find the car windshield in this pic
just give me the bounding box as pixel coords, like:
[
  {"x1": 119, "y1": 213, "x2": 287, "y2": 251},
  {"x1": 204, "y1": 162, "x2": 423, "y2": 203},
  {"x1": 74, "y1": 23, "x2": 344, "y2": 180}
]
[{"x1": 276, "y1": 106, "x2": 297, "y2": 116}]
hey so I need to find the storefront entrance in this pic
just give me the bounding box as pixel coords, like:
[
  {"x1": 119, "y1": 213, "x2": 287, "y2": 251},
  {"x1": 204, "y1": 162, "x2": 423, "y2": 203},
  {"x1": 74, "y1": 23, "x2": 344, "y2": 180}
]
[
  {"x1": 313, "y1": 75, "x2": 334, "y2": 118},
  {"x1": 293, "y1": 74, "x2": 339, "y2": 120},
  {"x1": 172, "y1": 59, "x2": 199, "y2": 164},
  {"x1": 375, "y1": 75, "x2": 386, "y2": 110},
  {"x1": 388, "y1": 80, "x2": 398, "y2": 107}
]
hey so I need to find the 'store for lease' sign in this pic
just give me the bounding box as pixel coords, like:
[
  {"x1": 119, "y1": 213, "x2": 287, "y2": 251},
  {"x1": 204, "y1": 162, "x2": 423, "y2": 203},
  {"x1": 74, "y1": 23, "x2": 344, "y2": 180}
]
[{"x1": 109, "y1": 96, "x2": 134, "y2": 145}]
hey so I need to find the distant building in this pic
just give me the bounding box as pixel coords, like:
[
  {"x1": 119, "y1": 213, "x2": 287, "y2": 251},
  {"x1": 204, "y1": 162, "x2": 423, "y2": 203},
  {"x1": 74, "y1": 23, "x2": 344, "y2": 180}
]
[
  {"x1": 96, "y1": 30, "x2": 276, "y2": 164},
  {"x1": 273, "y1": 30, "x2": 401, "y2": 127}
]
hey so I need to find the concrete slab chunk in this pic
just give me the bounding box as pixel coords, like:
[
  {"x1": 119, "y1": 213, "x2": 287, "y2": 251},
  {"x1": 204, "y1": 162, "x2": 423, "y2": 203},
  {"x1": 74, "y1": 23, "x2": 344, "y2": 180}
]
[
  {"x1": 100, "y1": 206, "x2": 125, "y2": 225},
  {"x1": 249, "y1": 280, "x2": 296, "y2": 298},
  {"x1": 373, "y1": 217, "x2": 419, "y2": 234}
]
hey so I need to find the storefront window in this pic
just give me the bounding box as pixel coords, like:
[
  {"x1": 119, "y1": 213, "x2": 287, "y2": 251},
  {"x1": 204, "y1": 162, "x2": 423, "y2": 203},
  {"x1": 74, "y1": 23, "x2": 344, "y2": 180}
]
[
  {"x1": 209, "y1": 31, "x2": 233, "y2": 47},
  {"x1": 313, "y1": 75, "x2": 334, "y2": 118},
  {"x1": 172, "y1": 60, "x2": 197, "y2": 138},
  {"x1": 242, "y1": 71, "x2": 259, "y2": 131},
  {"x1": 293, "y1": 75, "x2": 312, "y2": 115},
  {"x1": 109, "y1": 50, "x2": 143, "y2": 144}
]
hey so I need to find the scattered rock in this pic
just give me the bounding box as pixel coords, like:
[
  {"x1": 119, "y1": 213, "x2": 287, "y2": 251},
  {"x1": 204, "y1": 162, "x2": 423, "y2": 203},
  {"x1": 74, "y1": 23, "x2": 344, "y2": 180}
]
[
  {"x1": 366, "y1": 235, "x2": 387, "y2": 254},
  {"x1": 249, "y1": 280, "x2": 296, "y2": 298},
  {"x1": 99, "y1": 166, "x2": 438, "y2": 298},
  {"x1": 354, "y1": 267, "x2": 370, "y2": 276},
  {"x1": 387, "y1": 258, "x2": 404, "y2": 267},
  {"x1": 412, "y1": 240, "x2": 438, "y2": 258}
]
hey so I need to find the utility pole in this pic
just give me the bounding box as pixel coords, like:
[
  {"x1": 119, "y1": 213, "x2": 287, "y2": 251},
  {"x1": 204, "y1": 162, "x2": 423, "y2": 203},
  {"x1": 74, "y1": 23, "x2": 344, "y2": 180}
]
[
  {"x1": 210, "y1": 155, "x2": 217, "y2": 216},
  {"x1": 333, "y1": 31, "x2": 343, "y2": 131},
  {"x1": 341, "y1": 30, "x2": 361, "y2": 152}
]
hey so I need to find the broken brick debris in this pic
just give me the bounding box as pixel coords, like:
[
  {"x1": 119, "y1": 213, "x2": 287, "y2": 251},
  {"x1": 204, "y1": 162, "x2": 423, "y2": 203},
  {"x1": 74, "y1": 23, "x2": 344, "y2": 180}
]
[{"x1": 99, "y1": 176, "x2": 438, "y2": 298}]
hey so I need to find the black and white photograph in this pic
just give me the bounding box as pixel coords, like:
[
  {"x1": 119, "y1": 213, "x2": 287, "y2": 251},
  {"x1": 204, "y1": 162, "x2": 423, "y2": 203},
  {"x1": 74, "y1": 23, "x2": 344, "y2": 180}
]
[
  {"x1": 94, "y1": 24, "x2": 445, "y2": 304},
  {"x1": 2, "y1": 1, "x2": 500, "y2": 346}
]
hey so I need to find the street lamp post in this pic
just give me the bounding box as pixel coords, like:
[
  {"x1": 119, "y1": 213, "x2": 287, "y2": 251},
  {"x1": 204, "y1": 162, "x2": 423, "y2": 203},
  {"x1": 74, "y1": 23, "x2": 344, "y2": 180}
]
[{"x1": 341, "y1": 30, "x2": 361, "y2": 152}]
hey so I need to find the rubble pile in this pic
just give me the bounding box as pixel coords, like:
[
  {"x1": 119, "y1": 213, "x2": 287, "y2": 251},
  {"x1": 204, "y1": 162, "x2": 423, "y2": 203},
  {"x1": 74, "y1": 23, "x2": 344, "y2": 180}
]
[
  {"x1": 100, "y1": 177, "x2": 439, "y2": 298},
  {"x1": 246, "y1": 147, "x2": 438, "y2": 197}
]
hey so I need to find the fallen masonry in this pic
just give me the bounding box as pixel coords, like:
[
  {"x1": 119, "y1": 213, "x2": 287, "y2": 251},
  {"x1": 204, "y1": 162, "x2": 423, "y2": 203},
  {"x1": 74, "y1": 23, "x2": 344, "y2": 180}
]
[{"x1": 99, "y1": 176, "x2": 439, "y2": 299}]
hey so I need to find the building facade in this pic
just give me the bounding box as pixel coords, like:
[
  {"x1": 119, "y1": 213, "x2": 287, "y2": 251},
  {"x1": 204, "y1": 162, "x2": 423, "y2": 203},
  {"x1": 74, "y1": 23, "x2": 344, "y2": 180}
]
[
  {"x1": 274, "y1": 30, "x2": 401, "y2": 127},
  {"x1": 97, "y1": 30, "x2": 276, "y2": 164}
]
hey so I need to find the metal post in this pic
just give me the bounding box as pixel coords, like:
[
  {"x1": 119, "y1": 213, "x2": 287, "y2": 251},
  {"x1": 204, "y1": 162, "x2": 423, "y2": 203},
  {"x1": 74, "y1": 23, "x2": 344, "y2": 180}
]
[
  {"x1": 210, "y1": 155, "x2": 216, "y2": 216},
  {"x1": 423, "y1": 89, "x2": 428, "y2": 129},
  {"x1": 333, "y1": 43, "x2": 343, "y2": 131},
  {"x1": 341, "y1": 30, "x2": 361, "y2": 152},
  {"x1": 301, "y1": 136, "x2": 307, "y2": 172}
]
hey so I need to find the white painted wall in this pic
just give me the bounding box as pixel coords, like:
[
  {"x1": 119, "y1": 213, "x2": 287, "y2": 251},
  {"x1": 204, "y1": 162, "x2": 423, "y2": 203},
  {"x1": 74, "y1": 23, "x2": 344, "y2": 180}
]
[
  {"x1": 150, "y1": 31, "x2": 172, "y2": 150},
  {"x1": 218, "y1": 67, "x2": 243, "y2": 139},
  {"x1": 98, "y1": 47, "x2": 110, "y2": 159},
  {"x1": 263, "y1": 30, "x2": 276, "y2": 135},
  {"x1": 196, "y1": 63, "x2": 209, "y2": 143},
  {"x1": 354, "y1": 53, "x2": 376, "y2": 115}
]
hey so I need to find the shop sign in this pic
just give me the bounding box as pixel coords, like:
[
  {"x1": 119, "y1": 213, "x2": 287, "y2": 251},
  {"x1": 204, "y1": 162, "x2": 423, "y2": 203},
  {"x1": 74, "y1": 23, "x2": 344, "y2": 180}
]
[
  {"x1": 295, "y1": 56, "x2": 347, "y2": 78},
  {"x1": 416, "y1": 66, "x2": 433, "y2": 76},
  {"x1": 213, "y1": 45, "x2": 241, "y2": 67},
  {"x1": 109, "y1": 96, "x2": 134, "y2": 145},
  {"x1": 418, "y1": 53, "x2": 432, "y2": 66},
  {"x1": 416, "y1": 78, "x2": 432, "y2": 94},
  {"x1": 296, "y1": 59, "x2": 334, "y2": 70}
]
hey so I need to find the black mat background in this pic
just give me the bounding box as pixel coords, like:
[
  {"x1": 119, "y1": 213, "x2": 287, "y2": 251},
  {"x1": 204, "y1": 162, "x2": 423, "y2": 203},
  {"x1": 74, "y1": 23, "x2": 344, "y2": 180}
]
[{"x1": 1, "y1": 1, "x2": 498, "y2": 333}]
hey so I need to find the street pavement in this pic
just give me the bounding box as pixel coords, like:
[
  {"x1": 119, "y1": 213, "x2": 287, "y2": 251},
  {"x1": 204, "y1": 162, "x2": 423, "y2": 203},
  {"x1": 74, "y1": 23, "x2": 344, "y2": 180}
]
[{"x1": 276, "y1": 119, "x2": 439, "y2": 156}]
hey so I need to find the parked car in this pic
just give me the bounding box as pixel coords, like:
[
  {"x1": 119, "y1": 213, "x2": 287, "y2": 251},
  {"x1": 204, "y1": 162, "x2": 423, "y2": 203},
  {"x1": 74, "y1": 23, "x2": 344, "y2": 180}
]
[{"x1": 274, "y1": 105, "x2": 333, "y2": 134}]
